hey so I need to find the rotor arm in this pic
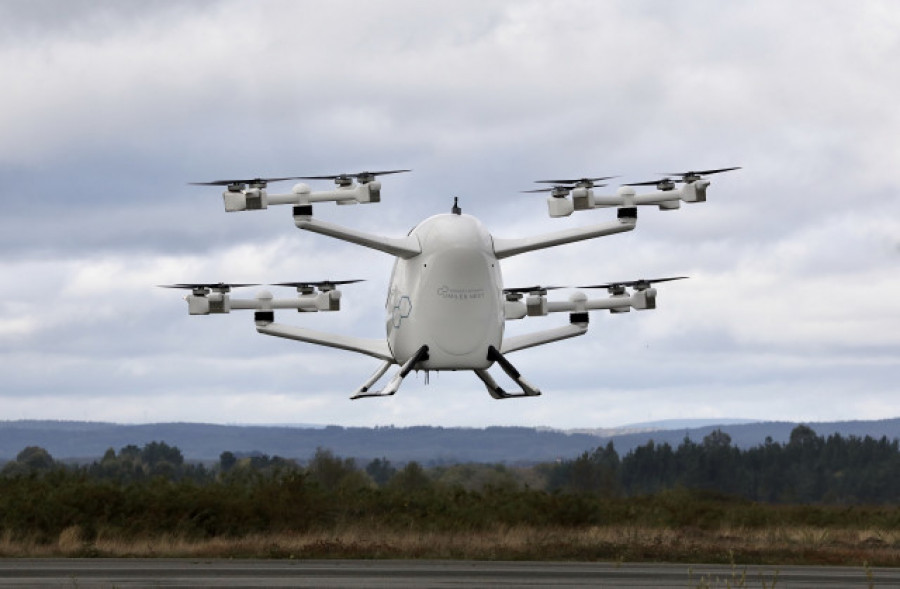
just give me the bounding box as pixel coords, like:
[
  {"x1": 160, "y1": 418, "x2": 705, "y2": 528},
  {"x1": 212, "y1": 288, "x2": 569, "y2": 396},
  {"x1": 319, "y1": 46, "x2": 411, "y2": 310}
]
[
  {"x1": 492, "y1": 217, "x2": 635, "y2": 259},
  {"x1": 589, "y1": 188, "x2": 689, "y2": 208},
  {"x1": 183, "y1": 290, "x2": 341, "y2": 315},
  {"x1": 229, "y1": 295, "x2": 336, "y2": 311},
  {"x1": 634, "y1": 190, "x2": 689, "y2": 206},
  {"x1": 545, "y1": 297, "x2": 639, "y2": 313},
  {"x1": 544, "y1": 178, "x2": 716, "y2": 217},
  {"x1": 550, "y1": 290, "x2": 654, "y2": 313},
  {"x1": 555, "y1": 291, "x2": 655, "y2": 312},
  {"x1": 500, "y1": 322, "x2": 589, "y2": 354},
  {"x1": 632, "y1": 180, "x2": 710, "y2": 206},
  {"x1": 499, "y1": 286, "x2": 662, "y2": 353},
  {"x1": 270, "y1": 184, "x2": 375, "y2": 205},
  {"x1": 222, "y1": 182, "x2": 382, "y2": 212},
  {"x1": 583, "y1": 293, "x2": 650, "y2": 311},
  {"x1": 503, "y1": 287, "x2": 660, "y2": 321},
  {"x1": 254, "y1": 319, "x2": 394, "y2": 362},
  {"x1": 293, "y1": 217, "x2": 422, "y2": 259}
]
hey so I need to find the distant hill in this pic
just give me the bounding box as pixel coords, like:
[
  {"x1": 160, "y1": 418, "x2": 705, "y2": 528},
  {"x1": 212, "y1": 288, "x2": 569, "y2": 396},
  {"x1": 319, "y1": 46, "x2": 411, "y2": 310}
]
[
  {"x1": 0, "y1": 418, "x2": 898, "y2": 465},
  {"x1": 563, "y1": 418, "x2": 760, "y2": 437},
  {"x1": 615, "y1": 418, "x2": 760, "y2": 430}
]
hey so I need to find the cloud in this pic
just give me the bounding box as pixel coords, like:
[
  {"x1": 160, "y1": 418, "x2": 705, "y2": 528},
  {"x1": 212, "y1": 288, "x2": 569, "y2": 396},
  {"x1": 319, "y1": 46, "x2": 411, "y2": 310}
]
[{"x1": 0, "y1": 0, "x2": 898, "y2": 427}]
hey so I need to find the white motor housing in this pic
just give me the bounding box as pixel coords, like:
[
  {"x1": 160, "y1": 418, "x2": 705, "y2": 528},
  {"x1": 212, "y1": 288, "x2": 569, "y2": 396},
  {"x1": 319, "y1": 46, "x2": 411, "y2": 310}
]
[
  {"x1": 680, "y1": 180, "x2": 710, "y2": 203},
  {"x1": 187, "y1": 295, "x2": 211, "y2": 315},
  {"x1": 547, "y1": 196, "x2": 574, "y2": 218},
  {"x1": 630, "y1": 288, "x2": 657, "y2": 310}
]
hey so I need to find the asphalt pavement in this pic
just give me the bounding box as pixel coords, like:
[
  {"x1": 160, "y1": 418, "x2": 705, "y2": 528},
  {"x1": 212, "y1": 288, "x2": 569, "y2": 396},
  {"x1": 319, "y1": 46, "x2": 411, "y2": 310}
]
[{"x1": 0, "y1": 558, "x2": 895, "y2": 588}]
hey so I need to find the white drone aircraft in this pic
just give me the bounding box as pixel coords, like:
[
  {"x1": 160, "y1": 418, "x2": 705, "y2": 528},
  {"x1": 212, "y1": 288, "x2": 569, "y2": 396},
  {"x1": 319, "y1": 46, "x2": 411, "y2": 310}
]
[{"x1": 163, "y1": 167, "x2": 738, "y2": 399}]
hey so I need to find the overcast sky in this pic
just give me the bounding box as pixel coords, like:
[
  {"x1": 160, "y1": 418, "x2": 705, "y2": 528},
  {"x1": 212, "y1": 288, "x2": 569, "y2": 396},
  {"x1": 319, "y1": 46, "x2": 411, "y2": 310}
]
[{"x1": 0, "y1": 0, "x2": 898, "y2": 429}]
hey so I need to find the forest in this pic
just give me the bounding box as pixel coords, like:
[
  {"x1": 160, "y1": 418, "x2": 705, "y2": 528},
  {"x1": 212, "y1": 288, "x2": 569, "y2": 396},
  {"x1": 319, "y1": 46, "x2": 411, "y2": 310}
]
[
  {"x1": 1, "y1": 425, "x2": 898, "y2": 564},
  {"x1": 545, "y1": 425, "x2": 900, "y2": 504}
]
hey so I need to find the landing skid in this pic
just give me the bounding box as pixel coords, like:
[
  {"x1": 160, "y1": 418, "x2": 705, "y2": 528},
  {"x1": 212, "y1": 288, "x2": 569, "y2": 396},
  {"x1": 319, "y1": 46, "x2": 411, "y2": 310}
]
[
  {"x1": 351, "y1": 345, "x2": 430, "y2": 399},
  {"x1": 475, "y1": 346, "x2": 542, "y2": 399}
]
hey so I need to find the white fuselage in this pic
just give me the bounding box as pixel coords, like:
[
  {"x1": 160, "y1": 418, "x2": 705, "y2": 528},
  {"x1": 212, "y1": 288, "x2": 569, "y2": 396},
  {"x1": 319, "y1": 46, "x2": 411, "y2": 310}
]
[{"x1": 386, "y1": 213, "x2": 504, "y2": 370}]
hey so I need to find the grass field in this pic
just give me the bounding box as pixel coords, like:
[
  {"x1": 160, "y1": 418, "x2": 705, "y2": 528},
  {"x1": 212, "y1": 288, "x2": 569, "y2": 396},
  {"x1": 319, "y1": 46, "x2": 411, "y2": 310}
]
[{"x1": 0, "y1": 523, "x2": 894, "y2": 567}]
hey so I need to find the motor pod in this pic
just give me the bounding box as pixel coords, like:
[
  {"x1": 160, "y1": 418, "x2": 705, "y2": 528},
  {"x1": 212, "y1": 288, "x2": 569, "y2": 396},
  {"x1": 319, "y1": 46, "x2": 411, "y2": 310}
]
[
  {"x1": 243, "y1": 188, "x2": 267, "y2": 210},
  {"x1": 571, "y1": 187, "x2": 594, "y2": 211},
  {"x1": 363, "y1": 180, "x2": 382, "y2": 203},
  {"x1": 223, "y1": 190, "x2": 247, "y2": 212},
  {"x1": 222, "y1": 188, "x2": 268, "y2": 212},
  {"x1": 316, "y1": 289, "x2": 342, "y2": 312},
  {"x1": 547, "y1": 196, "x2": 575, "y2": 218},
  {"x1": 630, "y1": 288, "x2": 657, "y2": 310},
  {"x1": 187, "y1": 294, "x2": 211, "y2": 315},
  {"x1": 526, "y1": 293, "x2": 548, "y2": 317},
  {"x1": 680, "y1": 179, "x2": 710, "y2": 203},
  {"x1": 187, "y1": 292, "x2": 229, "y2": 315}
]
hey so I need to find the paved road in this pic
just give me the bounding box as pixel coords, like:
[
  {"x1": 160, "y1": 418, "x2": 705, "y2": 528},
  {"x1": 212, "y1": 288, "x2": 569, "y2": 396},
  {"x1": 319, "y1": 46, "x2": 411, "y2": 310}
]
[{"x1": 0, "y1": 558, "x2": 895, "y2": 588}]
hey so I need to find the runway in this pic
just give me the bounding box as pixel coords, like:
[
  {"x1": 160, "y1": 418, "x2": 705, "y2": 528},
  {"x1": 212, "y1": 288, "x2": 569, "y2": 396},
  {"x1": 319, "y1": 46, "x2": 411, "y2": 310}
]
[{"x1": 0, "y1": 559, "x2": 897, "y2": 588}]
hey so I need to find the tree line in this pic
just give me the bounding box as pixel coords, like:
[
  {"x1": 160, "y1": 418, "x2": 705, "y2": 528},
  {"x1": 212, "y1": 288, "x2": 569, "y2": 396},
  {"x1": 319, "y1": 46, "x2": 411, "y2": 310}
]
[
  {"x1": 543, "y1": 424, "x2": 900, "y2": 503},
  {"x1": 0, "y1": 425, "x2": 898, "y2": 542},
  {"x1": 5, "y1": 425, "x2": 899, "y2": 504}
]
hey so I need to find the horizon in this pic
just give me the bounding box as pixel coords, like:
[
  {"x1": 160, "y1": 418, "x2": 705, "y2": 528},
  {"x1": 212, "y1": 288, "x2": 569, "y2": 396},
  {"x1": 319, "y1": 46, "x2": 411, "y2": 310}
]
[{"x1": 4, "y1": 415, "x2": 900, "y2": 431}]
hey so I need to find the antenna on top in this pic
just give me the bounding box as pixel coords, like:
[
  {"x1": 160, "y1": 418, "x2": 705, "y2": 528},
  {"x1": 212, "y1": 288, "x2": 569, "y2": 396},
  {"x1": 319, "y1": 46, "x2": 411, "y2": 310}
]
[{"x1": 452, "y1": 196, "x2": 461, "y2": 215}]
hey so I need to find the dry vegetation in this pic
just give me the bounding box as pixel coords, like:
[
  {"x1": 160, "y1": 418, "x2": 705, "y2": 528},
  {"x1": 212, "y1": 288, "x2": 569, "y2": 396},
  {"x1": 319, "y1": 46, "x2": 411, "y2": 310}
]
[
  {"x1": 1, "y1": 433, "x2": 898, "y2": 572},
  {"x1": 0, "y1": 524, "x2": 893, "y2": 567}
]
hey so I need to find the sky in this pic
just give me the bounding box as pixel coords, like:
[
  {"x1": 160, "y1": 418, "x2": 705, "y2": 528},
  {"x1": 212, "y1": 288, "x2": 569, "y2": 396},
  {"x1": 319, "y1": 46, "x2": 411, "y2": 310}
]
[{"x1": 0, "y1": 0, "x2": 898, "y2": 429}]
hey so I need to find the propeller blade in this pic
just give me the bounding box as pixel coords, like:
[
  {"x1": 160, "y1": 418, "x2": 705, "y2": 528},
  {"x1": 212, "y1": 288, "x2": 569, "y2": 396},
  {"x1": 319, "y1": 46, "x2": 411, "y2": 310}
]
[
  {"x1": 158, "y1": 282, "x2": 259, "y2": 292},
  {"x1": 623, "y1": 177, "x2": 678, "y2": 191},
  {"x1": 521, "y1": 187, "x2": 566, "y2": 193},
  {"x1": 522, "y1": 186, "x2": 586, "y2": 196},
  {"x1": 624, "y1": 178, "x2": 676, "y2": 187},
  {"x1": 503, "y1": 285, "x2": 564, "y2": 294},
  {"x1": 665, "y1": 166, "x2": 741, "y2": 179},
  {"x1": 271, "y1": 279, "x2": 365, "y2": 289},
  {"x1": 535, "y1": 176, "x2": 616, "y2": 185},
  {"x1": 359, "y1": 169, "x2": 411, "y2": 177},
  {"x1": 577, "y1": 276, "x2": 688, "y2": 290},
  {"x1": 296, "y1": 169, "x2": 411, "y2": 181},
  {"x1": 189, "y1": 177, "x2": 302, "y2": 187},
  {"x1": 190, "y1": 170, "x2": 411, "y2": 187}
]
